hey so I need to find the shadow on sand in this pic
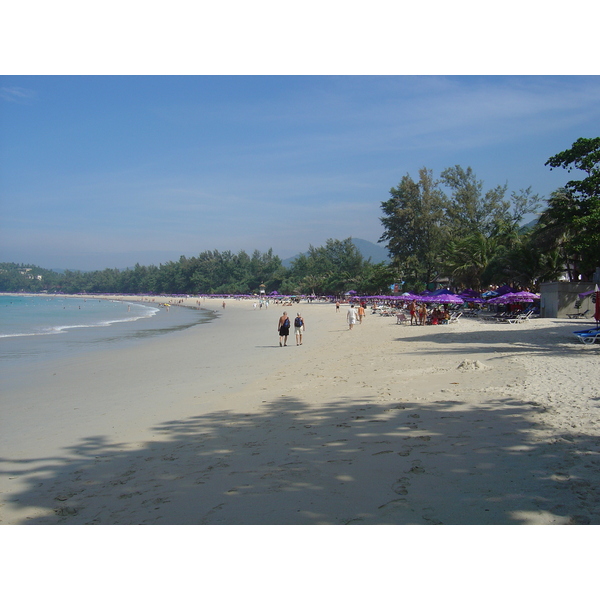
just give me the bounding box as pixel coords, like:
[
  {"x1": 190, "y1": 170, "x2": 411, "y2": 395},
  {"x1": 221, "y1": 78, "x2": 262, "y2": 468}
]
[
  {"x1": 2, "y1": 387, "x2": 599, "y2": 524},
  {"x1": 393, "y1": 319, "x2": 599, "y2": 359}
]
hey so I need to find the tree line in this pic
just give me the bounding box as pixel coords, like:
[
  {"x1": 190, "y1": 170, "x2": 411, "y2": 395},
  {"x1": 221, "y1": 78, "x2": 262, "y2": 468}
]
[
  {"x1": 379, "y1": 137, "x2": 600, "y2": 291},
  {"x1": 0, "y1": 241, "x2": 397, "y2": 296},
  {"x1": 3, "y1": 137, "x2": 597, "y2": 297}
]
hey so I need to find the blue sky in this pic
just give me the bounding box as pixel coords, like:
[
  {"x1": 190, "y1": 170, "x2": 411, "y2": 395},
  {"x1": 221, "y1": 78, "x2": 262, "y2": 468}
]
[{"x1": 1, "y1": 75, "x2": 599, "y2": 270}]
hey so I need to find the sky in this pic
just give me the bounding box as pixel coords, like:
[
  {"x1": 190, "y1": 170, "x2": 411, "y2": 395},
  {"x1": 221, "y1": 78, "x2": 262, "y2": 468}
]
[
  {"x1": 1, "y1": 4, "x2": 599, "y2": 272},
  {"x1": 1, "y1": 75, "x2": 599, "y2": 271}
]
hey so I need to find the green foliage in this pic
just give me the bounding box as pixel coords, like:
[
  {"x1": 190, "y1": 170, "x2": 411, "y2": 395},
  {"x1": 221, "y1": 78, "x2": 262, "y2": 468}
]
[
  {"x1": 0, "y1": 240, "x2": 380, "y2": 296},
  {"x1": 0, "y1": 263, "x2": 63, "y2": 292},
  {"x1": 542, "y1": 137, "x2": 600, "y2": 278},
  {"x1": 287, "y1": 238, "x2": 369, "y2": 295},
  {"x1": 0, "y1": 249, "x2": 285, "y2": 295},
  {"x1": 357, "y1": 262, "x2": 397, "y2": 295},
  {"x1": 442, "y1": 232, "x2": 499, "y2": 291},
  {"x1": 379, "y1": 168, "x2": 449, "y2": 287},
  {"x1": 440, "y1": 165, "x2": 510, "y2": 237},
  {"x1": 484, "y1": 230, "x2": 565, "y2": 290},
  {"x1": 545, "y1": 137, "x2": 600, "y2": 197},
  {"x1": 379, "y1": 164, "x2": 553, "y2": 291}
]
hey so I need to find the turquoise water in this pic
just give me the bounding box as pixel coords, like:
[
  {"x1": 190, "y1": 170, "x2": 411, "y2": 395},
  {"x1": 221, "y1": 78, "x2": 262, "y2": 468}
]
[
  {"x1": 0, "y1": 295, "x2": 216, "y2": 363},
  {"x1": 0, "y1": 294, "x2": 158, "y2": 338}
]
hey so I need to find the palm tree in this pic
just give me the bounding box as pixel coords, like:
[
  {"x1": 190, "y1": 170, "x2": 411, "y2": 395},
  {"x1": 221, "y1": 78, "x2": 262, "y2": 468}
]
[
  {"x1": 443, "y1": 233, "x2": 499, "y2": 291},
  {"x1": 532, "y1": 189, "x2": 578, "y2": 281},
  {"x1": 300, "y1": 274, "x2": 326, "y2": 296}
]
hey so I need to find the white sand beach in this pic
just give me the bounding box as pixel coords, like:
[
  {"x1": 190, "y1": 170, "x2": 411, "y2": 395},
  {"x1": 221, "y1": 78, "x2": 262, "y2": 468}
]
[{"x1": 1, "y1": 296, "x2": 599, "y2": 525}]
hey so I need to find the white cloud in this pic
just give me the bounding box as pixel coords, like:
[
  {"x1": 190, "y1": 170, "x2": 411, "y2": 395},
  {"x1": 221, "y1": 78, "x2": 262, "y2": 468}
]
[{"x1": 0, "y1": 86, "x2": 36, "y2": 103}]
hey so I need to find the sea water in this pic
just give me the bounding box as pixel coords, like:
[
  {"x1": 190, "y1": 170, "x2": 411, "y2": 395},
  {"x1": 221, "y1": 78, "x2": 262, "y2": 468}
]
[
  {"x1": 0, "y1": 294, "x2": 160, "y2": 338},
  {"x1": 0, "y1": 294, "x2": 216, "y2": 364}
]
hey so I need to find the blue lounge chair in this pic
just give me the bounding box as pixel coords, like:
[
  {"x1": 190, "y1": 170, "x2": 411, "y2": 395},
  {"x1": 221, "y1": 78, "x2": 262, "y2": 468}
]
[{"x1": 573, "y1": 327, "x2": 600, "y2": 345}]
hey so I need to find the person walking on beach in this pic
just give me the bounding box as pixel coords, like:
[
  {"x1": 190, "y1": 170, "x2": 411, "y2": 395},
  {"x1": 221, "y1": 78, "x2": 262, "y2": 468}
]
[
  {"x1": 347, "y1": 304, "x2": 358, "y2": 330},
  {"x1": 357, "y1": 303, "x2": 365, "y2": 324},
  {"x1": 294, "y1": 313, "x2": 305, "y2": 345},
  {"x1": 278, "y1": 311, "x2": 290, "y2": 346},
  {"x1": 336, "y1": 301, "x2": 340, "y2": 313}
]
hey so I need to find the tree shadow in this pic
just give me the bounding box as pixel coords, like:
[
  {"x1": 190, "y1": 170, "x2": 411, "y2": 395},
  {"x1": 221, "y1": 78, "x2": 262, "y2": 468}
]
[
  {"x1": 393, "y1": 320, "x2": 599, "y2": 359},
  {"x1": 2, "y1": 389, "x2": 599, "y2": 525}
]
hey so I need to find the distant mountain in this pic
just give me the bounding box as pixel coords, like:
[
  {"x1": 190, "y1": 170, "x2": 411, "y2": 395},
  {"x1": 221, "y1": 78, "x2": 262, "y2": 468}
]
[
  {"x1": 281, "y1": 238, "x2": 390, "y2": 268},
  {"x1": 352, "y1": 238, "x2": 390, "y2": 264},
  {"x1": 519, "y1": 218, "x2": 539, "y2": 233}
]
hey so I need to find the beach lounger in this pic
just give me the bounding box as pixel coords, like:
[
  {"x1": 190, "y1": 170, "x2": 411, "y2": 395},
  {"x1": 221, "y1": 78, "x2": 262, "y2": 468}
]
[
  {"x1": 396, "y1": 313, "x2": 408, "y2": 325},
  {"x1": 481, "y1": 312, "x2": 507, "y2": 321},
  {"x1": 506, "y1": 310, "x2": 534, "y2": 324},
  {"x1": 567, "y1": 309, "x2": 590, "y2": 319},
  {"x1": 447, "y1": 312, "x2": 462, "y2": 324},
  {"x1": 573, "y1": 327, "x2": 600, "y2": 345}
]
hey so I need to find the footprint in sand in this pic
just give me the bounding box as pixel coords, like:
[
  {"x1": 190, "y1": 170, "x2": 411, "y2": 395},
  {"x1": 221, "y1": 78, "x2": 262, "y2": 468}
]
[
  {"x1": 422, "y1": 507, "x2": 443, "y2": 524},
  {"x1": 119, "y1": 492, "x2": 143, "y2": 499},
  {"x1": 378, "y1": 498, "x2": 409, "y2": 511},
  {"x1": 408, "y1": 460, "x2": 426, "y2": 474},
  {"x1": 54, "y1": 506, "x2": 79, "y2": 517},
  {"x1": 392, "y1": 477, "x2": 410, "y2": 495}
]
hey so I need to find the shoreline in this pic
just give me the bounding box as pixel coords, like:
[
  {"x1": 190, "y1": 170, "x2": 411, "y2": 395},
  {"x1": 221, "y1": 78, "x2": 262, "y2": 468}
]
[
  {"x1": 0, "y1": 293, "x2": 217, "y2": 365},
  {"x1": 1, "y1": 295, "x2": 599, "y2": 524}
]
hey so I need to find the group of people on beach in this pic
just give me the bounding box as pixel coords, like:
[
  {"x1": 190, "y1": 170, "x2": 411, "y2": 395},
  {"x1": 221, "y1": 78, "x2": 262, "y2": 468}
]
[
  {"x1": 408, "y1": 300, "x2": 449, "y2": 325},
  {"x1": 346, "y1": 303, "x2": 365, "y2": 329},
  {"x1": 278, "y1": 300, "x2": 368, "y2": 346},
  {"x1": 277, "y1": 297, "x2": 452, "y2": 346}
]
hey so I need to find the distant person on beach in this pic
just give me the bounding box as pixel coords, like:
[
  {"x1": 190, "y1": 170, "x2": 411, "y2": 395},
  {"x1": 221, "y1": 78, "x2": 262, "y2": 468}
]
[
  {"x1": 294, "y1": 313, "x2": 305, "y2": 345},
  {"x1": 347, "y1": 304, "x2": 358, "y2": 330},
  {"x1": 278, "y1": 311, "x2": 290, "y2": 346},
  {"x1": 419, "y1": 303, "x2": 427, "y2": 325},
  {"x1": 222, "y1": 301, "x2": 226, "y2": 309},
  {"x1": 336, "y1": 301, "x2": 340, "y2": 312},
  {"x1": 409, "y1": 300, "x2": 417, "y2": 325},
  {"x1": 357, "y1": 304, "x2": 365, "y2": 324}
]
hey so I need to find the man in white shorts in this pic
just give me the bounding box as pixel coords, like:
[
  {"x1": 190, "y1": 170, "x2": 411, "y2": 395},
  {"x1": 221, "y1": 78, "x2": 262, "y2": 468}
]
[{"x1": 347, "y1": 304, "x2": 358, "y2": 330}]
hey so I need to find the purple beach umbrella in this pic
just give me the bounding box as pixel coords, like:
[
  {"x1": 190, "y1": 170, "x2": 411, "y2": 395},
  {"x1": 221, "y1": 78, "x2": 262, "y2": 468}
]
[
  {"x1": 421, "y1": 294, "x2": 465, "y2": 304},
  {"x1": 487, "y1": 291, "x2": 539, "y2": 304}
]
